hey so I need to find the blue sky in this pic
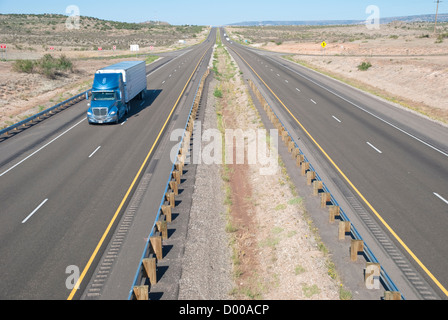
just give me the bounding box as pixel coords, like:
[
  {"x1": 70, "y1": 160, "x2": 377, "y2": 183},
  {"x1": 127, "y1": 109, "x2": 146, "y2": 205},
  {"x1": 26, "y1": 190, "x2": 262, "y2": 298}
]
[{"x1": 0, "y1": 0, "x2": 445, "y2": 26}]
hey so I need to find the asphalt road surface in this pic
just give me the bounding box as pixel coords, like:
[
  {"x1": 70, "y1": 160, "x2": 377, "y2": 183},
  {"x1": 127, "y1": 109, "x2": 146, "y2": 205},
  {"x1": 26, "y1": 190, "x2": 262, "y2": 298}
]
[
  {"x1": 222, "y1": 28, "x2": 448, "y2": 299},
  {"x1": 0, "y1": 28, "x2": 216, "y2": 300}
]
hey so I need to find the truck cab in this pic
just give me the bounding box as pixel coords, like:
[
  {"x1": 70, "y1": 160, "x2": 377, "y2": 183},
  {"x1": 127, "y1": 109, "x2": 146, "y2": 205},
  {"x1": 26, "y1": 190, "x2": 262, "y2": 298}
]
[
  {"x1": 87, "y1": 73, "x2": 127, "y2": 124},
  {"x1": 87, "y1": 61, "x2": 147, "y2": 125}
]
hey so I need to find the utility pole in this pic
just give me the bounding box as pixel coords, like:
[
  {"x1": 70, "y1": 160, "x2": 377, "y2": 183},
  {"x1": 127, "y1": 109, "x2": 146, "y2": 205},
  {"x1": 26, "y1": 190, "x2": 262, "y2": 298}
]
[{"x1": 434, "y1": 0, "x2": 441, "y2": 34}]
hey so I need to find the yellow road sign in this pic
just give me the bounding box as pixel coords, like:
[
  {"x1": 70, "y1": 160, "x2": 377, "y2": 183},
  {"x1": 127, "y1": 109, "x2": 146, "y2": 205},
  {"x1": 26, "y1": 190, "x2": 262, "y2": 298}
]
[{"x1": 321, "y1": 41, "x2": 327, "y2": 48}]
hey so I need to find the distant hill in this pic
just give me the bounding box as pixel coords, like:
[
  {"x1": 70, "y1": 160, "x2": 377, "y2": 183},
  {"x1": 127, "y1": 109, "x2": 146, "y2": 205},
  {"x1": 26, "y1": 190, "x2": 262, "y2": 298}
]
[{"x1": 228, "y1": 13, "x2": 448, "y2": 26}]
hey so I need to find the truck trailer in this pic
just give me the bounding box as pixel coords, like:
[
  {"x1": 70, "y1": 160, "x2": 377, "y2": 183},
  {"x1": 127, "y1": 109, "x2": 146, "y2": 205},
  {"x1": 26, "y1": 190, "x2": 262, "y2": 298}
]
[{"x1": 87, "y1": 61, "x2": 147, "y2": 124}]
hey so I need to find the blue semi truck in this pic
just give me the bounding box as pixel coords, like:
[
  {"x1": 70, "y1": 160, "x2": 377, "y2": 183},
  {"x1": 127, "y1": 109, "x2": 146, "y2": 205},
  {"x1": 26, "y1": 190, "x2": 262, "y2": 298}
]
[{"x1": 87, "y1": 61, "x2": 147, "y2": 124}]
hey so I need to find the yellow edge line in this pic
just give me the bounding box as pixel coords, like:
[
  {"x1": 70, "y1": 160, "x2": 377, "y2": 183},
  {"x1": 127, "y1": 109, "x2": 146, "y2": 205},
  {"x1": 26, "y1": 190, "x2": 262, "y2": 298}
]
[
  {"x1": 67, "y1": 47, "x2": 210, "y2": 300},
  {"x1": 233, "y1": 49, "x2": 448, "y2": 297}
]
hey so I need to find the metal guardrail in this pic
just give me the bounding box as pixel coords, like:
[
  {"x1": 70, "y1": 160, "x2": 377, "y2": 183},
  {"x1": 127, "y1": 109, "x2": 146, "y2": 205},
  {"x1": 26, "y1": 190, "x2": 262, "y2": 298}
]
[
  {"x1": 0, "y1": 90, "x2": 91, "y2": 138},
  {"x1": 248, "y1": 78, "x2": 404, "y2": 300},
  {"x1": 128, "y1": 68, "x2": 210, "y2": 300}
]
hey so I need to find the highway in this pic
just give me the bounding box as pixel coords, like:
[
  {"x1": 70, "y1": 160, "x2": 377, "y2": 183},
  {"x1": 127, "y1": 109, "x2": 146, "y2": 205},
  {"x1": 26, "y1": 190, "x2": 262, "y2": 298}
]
[
  {"x1": 221, "y1": 28, "x2": 448, "y2": 299},
  {"x1": 1, "y1": 23, "x2": 447, "y2": 300},
  {"x1": 0, "y1": 28, "x2": 216, "y2": 299}
]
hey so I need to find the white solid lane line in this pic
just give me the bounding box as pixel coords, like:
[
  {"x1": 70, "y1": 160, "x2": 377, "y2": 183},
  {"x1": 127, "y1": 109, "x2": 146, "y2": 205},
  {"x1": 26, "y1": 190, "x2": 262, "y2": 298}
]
[
  {"x1": 22, "y1": 199, "x2": 48, "y2": 223},
  {"x1": 0, "y1": 118, "x2": 86, "y2": 178},
  {"x1": 89, "y1": 146, "x2": 101, "y2": 158},
  {"x1": 367, "y1": 142, "x2": 383, "y2": 154},
  {"x1": 434, "y1": 193, "x2": 448, "y2": 205}
]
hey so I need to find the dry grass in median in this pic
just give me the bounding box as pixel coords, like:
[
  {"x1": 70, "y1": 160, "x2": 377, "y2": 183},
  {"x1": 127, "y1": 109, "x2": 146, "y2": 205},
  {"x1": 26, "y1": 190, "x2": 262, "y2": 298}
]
[{"x1": 213, "y1": 34, "x2": 346, "y2": 300}]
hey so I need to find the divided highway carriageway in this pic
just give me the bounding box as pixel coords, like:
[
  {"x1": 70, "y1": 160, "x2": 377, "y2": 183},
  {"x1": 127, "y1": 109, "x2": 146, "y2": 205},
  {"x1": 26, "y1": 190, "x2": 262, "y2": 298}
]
[
  {"x1": 0, "y1": 28, "x2": 216, "y2": 300},
  {"x1": 221, "y1": 27, "x2": 448, "y2": 300}
]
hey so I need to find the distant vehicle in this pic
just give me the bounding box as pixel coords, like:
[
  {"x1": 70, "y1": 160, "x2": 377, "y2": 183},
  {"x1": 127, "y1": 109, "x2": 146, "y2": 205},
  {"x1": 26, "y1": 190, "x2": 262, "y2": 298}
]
[
  {"x1": 226, "y1": 37, "x2": 230, "y2": 41},
  {"x1": 87, "y1": 61, "x2": 147, "y2": 124}
]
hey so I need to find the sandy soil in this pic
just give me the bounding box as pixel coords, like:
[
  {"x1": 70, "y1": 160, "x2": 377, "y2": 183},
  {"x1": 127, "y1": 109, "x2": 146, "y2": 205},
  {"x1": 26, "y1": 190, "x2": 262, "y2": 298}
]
[{"x1": 227, "y1": 25, "x2": 448, "y2": 124}]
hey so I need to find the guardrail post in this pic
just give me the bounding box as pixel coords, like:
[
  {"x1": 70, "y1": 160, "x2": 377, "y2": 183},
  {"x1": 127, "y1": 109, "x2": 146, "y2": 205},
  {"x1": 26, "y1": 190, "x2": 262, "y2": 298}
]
[
  {"x1": 338, "y1": 221, "x2": 351, "y2": 240},
  {"x1": 301, "y1": 161, "x2": 309, "y2": 176},
  {"x1": 143, "y1": 255, "x2": 157, "y2": 285},
  {"x1": 166, "y1": 192, "x2": 175, "y2": 208},
  {"x1": 169, "y1": 180, "x2": 179, "y2": 195},
  {"x1": 312, "y1": 180, "x2": 323, "y2": 196},
  {"x1": 161, "y1": 205, "x2": 172, "y2": 223},
  {"x1": 176, "y1": 161, "x2": 184, "y2": 177},
  {"x1": 292, "y1": 147, "x2": 300, "y2": 159},
  {"x1": 306, "y1": 170, "x2": 315, "y2": 186},
  {"x1": 173, "y1": 170, "x2": 181, "y2": 185},
  {"x1": 156, "y1": 217, "x2": 168, "y2": 240},
  {"x1": 320, "y1": 192, "x2": 331, "y2": 208},
  {"x1": 296, "y1": 154, "x2": 304, "y2": 167},
  {"x1": 328, "y1": 205, "x2": 340, "y2": 223},
  {"x1": 133, "y1": 285, "x2": 149, "y2": 300},
  {"x1": 350, "y1": 239, "x2": 364, "y2": 261},
  {"x1": 384, "y1": 291, "x2": 402, "y2": 300},
  {"x1": 150, "y1": 233, "x2": 163, "y2": 260}
]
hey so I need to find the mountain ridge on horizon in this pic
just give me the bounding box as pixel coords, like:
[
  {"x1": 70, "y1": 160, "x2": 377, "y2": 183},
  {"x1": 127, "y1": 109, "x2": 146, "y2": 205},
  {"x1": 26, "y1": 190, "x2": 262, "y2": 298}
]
[{"x1": 227, "y1": 13, "x2": 448, "y2": 26}]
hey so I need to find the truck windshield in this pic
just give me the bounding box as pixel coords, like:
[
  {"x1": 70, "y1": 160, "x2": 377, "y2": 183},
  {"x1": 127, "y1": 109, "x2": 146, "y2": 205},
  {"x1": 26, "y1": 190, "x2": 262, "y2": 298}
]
[{"x1": 92, "y1": 92, "x2": 116, "y2": 101}]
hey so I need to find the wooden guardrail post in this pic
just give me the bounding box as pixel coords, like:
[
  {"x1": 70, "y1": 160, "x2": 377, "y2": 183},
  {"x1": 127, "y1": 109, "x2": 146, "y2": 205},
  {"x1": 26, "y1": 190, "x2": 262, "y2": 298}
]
[
  {"x1": 161, "y1": 204, "x2": 172, "y2": 223},
  {"x1": 301, "y1": 161, "x2": 309, "y2": 176},
  {"x1": 156, "y1": 218, "x2": 168, "y2": 240},
  {"x1": 166, "y1": 192, "x2": 175, "y2": 208},
  {"x1": 169, "y1": 180, "x2": 178, "y2": 195},
  {"x1": 288, "y1": 140, "x2": 295, "y2": 153},
  {"x1": 320, "y1": 192, "x2": 331, "y2": 208},
  {"x1": 329, "y1": 205, "x2": 340, "y2": 223},
  {"x1": 306, "y1": 170, "x2": 315, "y2": 186},
  {"x1": 292, "y1": 147, "x2": 300, "y2": 159},
  {"x1": 176, "y1": 161, "x2": 184, "y2": 177},
  {"x1": 338, "y1": 221, "x2": 351, "y2": 240},
  {"x1": 350, "y1": 239, "x2": 364, "y2": 261},
  {"x1": 133, "y1": 285, "x2": 149, "y2": 300},
  {"x1": 150, "y1": 233, "x2": 163, "y2": 260},
  {"x1": 143, "y1": 256, "x2": 157, "y2": 285},
  {"x1": 173, "y1": 170, "x2": 181, "y2": 185},
  {"x1": 312, "y1": 180, "x2": 323, "y2": 196},
  {"x1": 296, "y1": 154, "x2": 304, "y2": 167},
  {"x1": 384, "y1": 291, "x2": 402, "y2": 300}
]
